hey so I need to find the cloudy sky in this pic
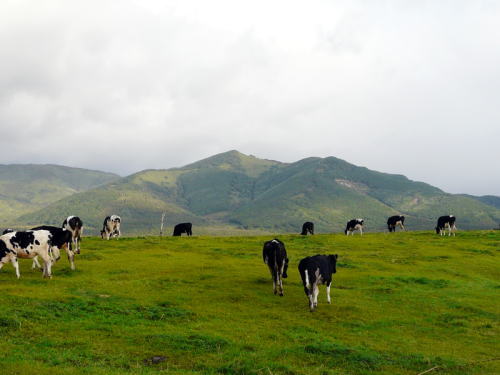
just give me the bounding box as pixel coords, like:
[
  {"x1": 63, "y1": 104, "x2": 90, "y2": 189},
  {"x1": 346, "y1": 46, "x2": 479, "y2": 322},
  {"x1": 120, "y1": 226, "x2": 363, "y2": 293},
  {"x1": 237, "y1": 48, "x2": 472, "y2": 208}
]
[{"x1": 1, "y1": 0, "x2": 499, "y2": 195}]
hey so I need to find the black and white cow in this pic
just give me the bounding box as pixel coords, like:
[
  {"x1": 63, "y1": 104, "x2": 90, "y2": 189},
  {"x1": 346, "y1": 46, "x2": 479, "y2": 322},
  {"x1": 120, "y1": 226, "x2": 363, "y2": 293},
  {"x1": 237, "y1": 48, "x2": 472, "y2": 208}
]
[
  {"x1": 173, "y1": 222, "x2": 192, "y2": 237},
  {"x1": 345, "y1": 219, "x2": 364, "y2": 235},
  {"x1": 31, "y1": 226, "x2": 76, "y2": 270},
  {"x1": 2, "y1": 229, "x2": 14, "y2": 235},
  {"x1": 62, "y1": 216, "x2": 83, "y2": 252},
  {"x1": 0, "y1": 230, "x2": 61, "y2": 278},
  {"x1": 436, "y1": 215, "x2": 457, "y2": 236},
  {"x1": 101, "y1": 215, "x2": 121, "y2": 240},
  {"x1": 262, "y1": 239, "x2": 289, "y2": 296},
  {"x1": 298, "y1": 254, "x2": 338, "y2": 312},
  {"x1": 387, "y1": 215, "x2": 405, "y2": 232},
  {"x1": 301, "y1": 222, "x2": 314, "y2": 235}
]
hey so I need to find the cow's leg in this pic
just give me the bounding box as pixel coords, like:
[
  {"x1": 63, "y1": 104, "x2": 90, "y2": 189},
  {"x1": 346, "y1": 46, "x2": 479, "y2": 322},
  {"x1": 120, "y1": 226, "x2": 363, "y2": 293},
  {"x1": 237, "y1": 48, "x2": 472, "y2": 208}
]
[
  {"x1": 32, "y1": 256, "x2": 42, "y2": 270},
  {"x1": 308, "y1": 289, "x2": 315, "y2": 311},
  {"x1": 11, "y1": 257, "x2": 20, "y2": 279},
  {"x1": 312, "y1": 283, "x2": 319, "y2": 307},
  {"x1": 40, "y1": 254, "x2": 52, "y2": 278},
  {"x1": 67, "y1": 249, "x2": 75, "y2": 270},
  {"x1": 326, "y1": 281, "x2": 331, "y2": 304},
  {"x1": 359, "y1": 227, "x2": 363, "y2": 236},
  {"x1": 278, "y1": 273, "x2": 283, "y2": 297}
]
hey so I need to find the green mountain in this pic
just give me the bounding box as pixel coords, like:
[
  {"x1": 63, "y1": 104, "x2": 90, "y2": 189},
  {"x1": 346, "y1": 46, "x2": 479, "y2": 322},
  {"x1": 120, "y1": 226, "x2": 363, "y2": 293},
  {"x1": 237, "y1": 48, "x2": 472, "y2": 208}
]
[
  {"x1": 0, "y1": 164, "x2": 119, "y2": 224},
  {"x1": 12, "y1": 151, "x2": 500, "y2": 234}
]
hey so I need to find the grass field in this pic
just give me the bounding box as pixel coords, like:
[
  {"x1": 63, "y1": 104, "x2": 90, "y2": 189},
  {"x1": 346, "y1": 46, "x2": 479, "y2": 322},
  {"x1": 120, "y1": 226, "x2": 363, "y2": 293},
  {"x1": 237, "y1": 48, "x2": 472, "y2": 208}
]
[{"x1": 0, "y1": 231, "x2": 498, "y2": 375}]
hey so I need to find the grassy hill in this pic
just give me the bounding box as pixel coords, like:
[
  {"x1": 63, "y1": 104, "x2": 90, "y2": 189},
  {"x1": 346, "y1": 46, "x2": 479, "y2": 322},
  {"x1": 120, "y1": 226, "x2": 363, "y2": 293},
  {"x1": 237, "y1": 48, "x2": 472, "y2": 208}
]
[
  {"x1": 11, "y1": 151, "x2": 500, "y2": 234},
  {"x1": 0, "y1": 164, "x2": 119, "y2": 224},
  {"x1": 0, "y1": 231, "x2": 498, "y2": 374}
]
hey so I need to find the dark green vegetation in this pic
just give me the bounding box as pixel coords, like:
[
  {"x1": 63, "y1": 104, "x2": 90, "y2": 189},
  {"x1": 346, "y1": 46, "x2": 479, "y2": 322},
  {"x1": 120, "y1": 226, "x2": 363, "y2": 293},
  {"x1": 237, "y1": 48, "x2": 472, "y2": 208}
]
[
  {"x1": 11, "y1": 151, "x2": 500, "y2": 235},
  {"x1": 0, "y1": 231, "x2": 498, "y2": 374},
  {"x1": 0, "y1": 164, "x2": 119, "y2": 224}
]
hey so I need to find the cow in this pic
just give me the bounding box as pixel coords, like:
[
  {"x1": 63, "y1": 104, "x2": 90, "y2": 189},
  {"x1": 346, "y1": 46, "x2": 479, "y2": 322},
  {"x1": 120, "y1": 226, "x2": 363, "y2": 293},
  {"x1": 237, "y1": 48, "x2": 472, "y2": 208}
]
[
  {"x1": 0, "y1": 230, "x2": 61, "y2": 278},
  {"x1": 31, "y1": 226, "x2": 76, "y2": 270},
  {"x1": 436, "y1": 215, "x2": 457, "y2": 236},
  {"x1": 262, "y1": 239, "x2": 289, "y2": 296},
  {"x1": 298, "y1": 254, "x2": 338, "y2": 312},
  {"x1": 62, "y1": 216, "x2": 83, "y2": 252},
  {"x1": 173, "y1": 222, "x2": 192, "y2": 237},
  {"x1": 301, "y1": 222, "x2": 314, "y2": 235},
  {"x1": 2, "y1": 229, "x2": 14, "y2": 235},
  {"x1": 101, "y1": 215, "x2": 121, "y2": 240},
  {"x1": 387, "y1": 215, "x2": 406, "y2": 232},
  {"x1": 345, "y1": 219, "x2": 364, "y2": 235}
]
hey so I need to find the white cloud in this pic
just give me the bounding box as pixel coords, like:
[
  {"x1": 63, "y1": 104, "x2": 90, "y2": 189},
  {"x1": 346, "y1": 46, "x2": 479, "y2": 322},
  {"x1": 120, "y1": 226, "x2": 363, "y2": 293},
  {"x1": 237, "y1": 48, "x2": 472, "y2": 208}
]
[{"x1": 0, "y1": 0, "x2": 499, "y2": 195}]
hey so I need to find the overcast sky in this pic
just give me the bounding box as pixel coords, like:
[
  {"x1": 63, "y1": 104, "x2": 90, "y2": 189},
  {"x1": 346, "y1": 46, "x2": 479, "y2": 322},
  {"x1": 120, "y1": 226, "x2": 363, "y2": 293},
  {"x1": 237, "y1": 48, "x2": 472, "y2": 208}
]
[{"x1": 1, "y1": 1, "x2": 499, "y2": 195}]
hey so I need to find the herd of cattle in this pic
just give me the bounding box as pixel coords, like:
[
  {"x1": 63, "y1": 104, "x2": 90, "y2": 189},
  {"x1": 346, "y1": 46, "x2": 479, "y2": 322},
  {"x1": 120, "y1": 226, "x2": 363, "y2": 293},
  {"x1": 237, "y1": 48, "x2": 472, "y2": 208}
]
[{"x1": 0, "y1": 213, "x2": 457, "y2": 311}]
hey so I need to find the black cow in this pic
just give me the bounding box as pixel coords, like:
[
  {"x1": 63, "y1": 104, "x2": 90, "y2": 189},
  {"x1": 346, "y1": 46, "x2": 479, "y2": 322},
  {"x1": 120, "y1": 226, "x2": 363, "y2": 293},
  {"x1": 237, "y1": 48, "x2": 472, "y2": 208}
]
[
  {"x1": 301, "y1": 222, "x2": 314, "y2": 235},
  {"x1": 387, "y1": 215, "x2": 405, "y2": 232},
  {"x1": 436, "y1": 215, "x2": 457, "y2": 236},
  {"x1": 345, "y1": 219, "x2": 364, "y2": 235},
  {"x1": 62, "y1": 216, "x2": 83, "y2": 251},
  {"x1": 31, "y1": 226, "x2": 77, "y2": 270},
  {"x1": 2, "y1": 229, "x2": 14, "y2": 235},
  {"x1": 298, "y1": 254, "x2": 338, "y2": 311},
  {"x1": 173, "y1": 223, "x2": 192, "y2": 236},
  {"x1": 262, "y1": 239, "x2": 289, "y2": 296}
]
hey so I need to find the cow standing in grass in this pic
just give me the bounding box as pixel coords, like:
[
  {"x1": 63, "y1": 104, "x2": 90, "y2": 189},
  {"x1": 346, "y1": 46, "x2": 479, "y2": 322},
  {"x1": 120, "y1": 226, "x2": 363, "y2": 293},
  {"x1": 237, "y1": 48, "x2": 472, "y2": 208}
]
[
  {"x1": 345, "y1": 219, "x2": 364, "y2": 235},
  {"x1": 173, "y1": 223, "x2": 192, "y2": 236},
  {"x1": 298, "y1": 254, "x2": 338, "y2": 312},
  {"x1": 101, "y1": 215, "x2": 121, "y2": 239},
  {"x1": 436, "y1": 215, "x2": 457, "y2": 236},
  {"x1": 262, "y1": 239, "x2": 289, "y2": 296},
  {"x1": 387, "y1": 215, "x2": 405, "y2": 232},
  {"x1": 301, "y1": 222, "x2": 314, "y2": 235},
  {"x1": 62, "y1": 216, "x2": 83, "y2": 252},
  {"x1": 0, "y1": 230, "x2": 61, "y2": 279},
  {"x1": 31, "y1": 226, "x2": 76, "y2": 270}
]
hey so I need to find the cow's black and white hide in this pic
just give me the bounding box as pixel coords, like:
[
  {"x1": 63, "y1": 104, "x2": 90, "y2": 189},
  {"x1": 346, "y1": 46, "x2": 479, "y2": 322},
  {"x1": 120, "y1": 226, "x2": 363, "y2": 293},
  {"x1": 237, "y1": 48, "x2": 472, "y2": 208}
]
[
  {"x1": 173, "y1": 222, "x2": 192, "y2": 237},
  {"x1": 435, "y1": 215, "x2": 457, "y2": 236},
  {"x1": 298, "y1": 254, "x2": 338, "y2": 311},
  {"x1": 2, "y1": 229, "x2": 14, "y2": 235},
  {"x1": 62, "y1": 216, "x2": 83, "y2": 252},
  {"x1": 387, "y1": 215, "x2": 405, "y2": 232},
  {"x1": 301, "y1": 222, "x2": 314, "y2": 235},
  {"x1": 0, "y1": 230, "x2": 61, "y2": 278},
  {"x1": 345, "y1": 219, "x2": 364, "y2": 235},
  {"x1": 262, "y1": 239, "x2": 289, "y2": 296},
  {"x1": 31, "y1": 226, "x2": 76, "y2": 270},
  {"x1": 101, "y1": 215, "x2": 121, "y2": 240}
]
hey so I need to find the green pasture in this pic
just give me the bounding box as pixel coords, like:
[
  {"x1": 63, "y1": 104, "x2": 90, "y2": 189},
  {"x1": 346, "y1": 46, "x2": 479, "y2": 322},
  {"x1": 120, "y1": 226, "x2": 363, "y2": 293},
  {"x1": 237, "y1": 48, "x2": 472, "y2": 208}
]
[{"x1": 0, "y1": 231, "x2": 498, "y2": 374}]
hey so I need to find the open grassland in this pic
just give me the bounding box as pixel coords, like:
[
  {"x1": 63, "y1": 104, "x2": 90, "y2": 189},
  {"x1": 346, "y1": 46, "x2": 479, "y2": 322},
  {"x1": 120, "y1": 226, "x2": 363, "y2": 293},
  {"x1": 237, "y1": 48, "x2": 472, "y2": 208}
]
[{"x1": 0, "y1": 231, "x2": 498, "y2": 375}]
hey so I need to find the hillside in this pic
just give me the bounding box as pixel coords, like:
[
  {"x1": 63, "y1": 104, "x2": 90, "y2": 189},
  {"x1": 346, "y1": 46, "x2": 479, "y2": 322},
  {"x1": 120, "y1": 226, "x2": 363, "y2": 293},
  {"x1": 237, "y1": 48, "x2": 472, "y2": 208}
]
[
  {"x1": 0, "y1": 232, "x2": 498, "y2": 374},
  {"x1": 12, "y1": 151, "x2": 500, "y2": 234},
  {"x1": 0, "y1": 164, "x2": 119, "y2": 224}
]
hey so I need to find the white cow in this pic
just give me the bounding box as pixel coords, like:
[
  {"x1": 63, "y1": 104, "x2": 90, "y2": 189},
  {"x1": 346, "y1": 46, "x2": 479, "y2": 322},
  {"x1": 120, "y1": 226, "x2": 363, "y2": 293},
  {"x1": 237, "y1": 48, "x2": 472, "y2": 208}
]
[{"x1": 0, "y1": 230, "x2": 61, "y2": 278}]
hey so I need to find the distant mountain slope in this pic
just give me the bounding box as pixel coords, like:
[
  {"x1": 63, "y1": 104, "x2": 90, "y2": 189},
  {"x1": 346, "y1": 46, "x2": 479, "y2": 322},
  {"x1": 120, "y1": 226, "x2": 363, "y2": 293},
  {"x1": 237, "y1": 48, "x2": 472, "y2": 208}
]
[
  {"x1": 466, "y1": 195, "x2": 500, "y2": 209},
  {"x1": 12, "y1": 151, "x2": 500, "y2": 234},
  {"x1": 0, "y1": 164, "x2": 119, "y2": 223}
]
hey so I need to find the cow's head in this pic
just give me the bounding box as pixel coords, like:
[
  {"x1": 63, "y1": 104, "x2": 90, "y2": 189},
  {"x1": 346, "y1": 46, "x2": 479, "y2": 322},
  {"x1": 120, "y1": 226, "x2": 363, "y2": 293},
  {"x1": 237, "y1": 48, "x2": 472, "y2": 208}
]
[
  {"x1": 329, "y1": 254, "x2": 338, "y2": 274},
  {"x1": 435, "y1": 226, "x2": 441, "y2": 234}
]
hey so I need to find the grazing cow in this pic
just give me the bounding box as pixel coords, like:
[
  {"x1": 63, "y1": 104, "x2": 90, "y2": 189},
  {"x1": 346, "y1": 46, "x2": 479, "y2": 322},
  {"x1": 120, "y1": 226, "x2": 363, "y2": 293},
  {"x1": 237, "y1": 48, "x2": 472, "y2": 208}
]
[
  {"x1": 173, "y1": 222, "x2": 192, "y2": 237},
  {"x1": 301, "y1": 222, "x2": 314, "y2": 235},
  {"x1": 0, "y1": 230, "x2": 61, "y2": 278},
  {"x1": 101, "y1": 215, "x2": 121, "y2": 240},
  {"x1": 345, "y1": 219, "x2": 364, "y2": 235},
  {"x1": 298, "y1": 254, "x2": 338, "y2": 312},
  {"x1": 62, "y1": 216, "x2": 83, "y2": 252},
  {"x1": 31, "y1": 226, "x2": 76, "y2": 270},
  {"x1": 387, "y1": 215, "x2": 405, "y2": 232},
  {"x1": 262, "y1": 239, "x2": 289, "y2": 296},
  {"x1": 2, "y1": 229, "x2": 14, "y2": 235},
  {"x1": 436, "y1": 215, "x2": 457, "y2": 236}
]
